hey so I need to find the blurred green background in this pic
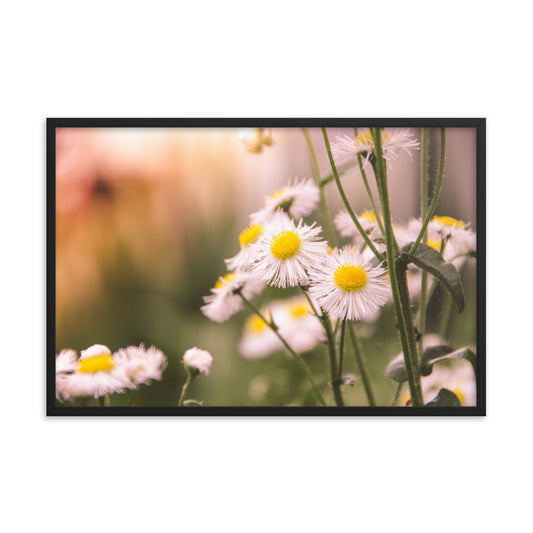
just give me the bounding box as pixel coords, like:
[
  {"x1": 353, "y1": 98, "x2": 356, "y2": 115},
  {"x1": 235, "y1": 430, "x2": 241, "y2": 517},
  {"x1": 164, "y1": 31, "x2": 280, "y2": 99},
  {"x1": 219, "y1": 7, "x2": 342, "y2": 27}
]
[{"x1": 55, "y1": 127, "x2": 477, "y2": 407}]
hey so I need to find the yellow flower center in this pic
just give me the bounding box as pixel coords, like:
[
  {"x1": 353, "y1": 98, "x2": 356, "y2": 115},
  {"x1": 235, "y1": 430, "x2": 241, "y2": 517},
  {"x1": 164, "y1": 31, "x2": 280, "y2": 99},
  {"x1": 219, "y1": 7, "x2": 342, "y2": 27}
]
[
  {"x1": 288, "y1": 303, "x2": 309, "y2": 318},
  {"x1": 360, "y1": 210, "x2": 377, "y2": 222},
  {"x1": 270, "y1": 230, "x2": 301, "y2": 259},
  {"x1": 246, "y1": 314, "x2": 268, "y2": 334},
  {"x1": 215, "y1": 272, "x2": 237, "y2": 289},
  {"x1": 428, "y1": 238, "x2": 442, "y2": 251},
  {"x1": 334, "y1": 264, "x2": 368, "y2": 292},
  {"x1": 433, "y1": 215, "x2": 465, "y2": 228},
  {"x1": 239, "y1": 224, "x2": 263, "y2": 247},
  {"x1": 355, "y1": 130, "x2": 390, "y2": 146},
  {"x1": 268, "y1": 187, "x2": 287, "y2": 200},
  {"x1": 452, "y1": 388, "x2": 465, "y2": 406},
  {"x1": 78, "y1": 354, "x2": 115, "y2": 373}
]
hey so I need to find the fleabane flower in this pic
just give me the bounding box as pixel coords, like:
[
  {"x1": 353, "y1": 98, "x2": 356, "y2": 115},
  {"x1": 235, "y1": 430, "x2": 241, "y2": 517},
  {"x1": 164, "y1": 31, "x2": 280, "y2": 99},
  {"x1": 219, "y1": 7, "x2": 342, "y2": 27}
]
[
  {"x1": 239, "y1": 309, "x2": 284, "y2": 360},
  {"x1": 58, "y1": 344, "x2": 130, "y2": 400},
  {"x1": 114, "y1": 344, "x2": 167, "y2": 387},
  {"x1": 183, "y1": 347, "x2": 213, "y2": 375},
  {"x1": 334, "y1": 209, "x2": 383, "y2": 244},
  {"x1": 309, "y1": 247, "x2": 389, "y2": 320},
  {"x1": 201, "y1": 270, "x2": 264, "y2": 323},
  {"x1": 55, "y1": 348, "x2": 79, "y2": 399},
  {"x1": 250, "y1": 178, "x2": 319, "y2": 223},
  {"x1": 225, "y1": 222, "x2": 265, "y2": 271},
  {"x1": 252, "y1": 214, "x2": 328, "y2": 288},
  {"x1": 331, "y1": 128, "x2": 419, "y2": 168},
  {"x1": 276, "y1": 296, "x2": 325, "y2": 353}
]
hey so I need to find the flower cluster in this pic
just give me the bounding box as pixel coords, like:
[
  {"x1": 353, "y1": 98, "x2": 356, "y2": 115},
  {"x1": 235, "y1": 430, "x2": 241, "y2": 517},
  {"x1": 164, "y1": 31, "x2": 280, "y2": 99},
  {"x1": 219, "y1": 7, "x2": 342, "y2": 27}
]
[{"x1": 55, "y1": 343, "x2": 167, "y2": 401}]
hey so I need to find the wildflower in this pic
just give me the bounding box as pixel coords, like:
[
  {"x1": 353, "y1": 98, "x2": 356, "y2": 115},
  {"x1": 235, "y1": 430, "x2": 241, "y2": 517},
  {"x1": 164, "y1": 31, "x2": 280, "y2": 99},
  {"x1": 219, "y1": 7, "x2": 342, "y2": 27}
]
[
  {"x1": 201, "y1": 270, "x2": 264, "y2": 323},
  {"x1": 57, "y1": 344, "x2": 130, "y2": 400},
  {"x1": 250, "y1": 178, "x2": 319, "y2": 222},
  {"x1": 276, "y1": 296, "x2": 325, "y2": 353},
  {"x1": 334, "y1": 209, "x2": 383, "y2": 240},
  {"x1": 252, "y1": 213, "x2": 328, "y2": 288},
  {"x1": 114, "y1": 344, "x2": 167, "y2": 387},
  {"x1": 239, "y1": 310, "x2": 283, "y2": 360},
  {"x1": 309, "y1": 246, "x2": 389, "y2": 320},
  {"x1": 331, "y1": 129, "x2": 419, "y2": 168},
  {"x1": 240, "y1": 128, "x2": 273, "y2": 153},
  {"x1": 225, "y1": 222, "x2": 265, "y2": 271},
  {"x1": 400, "y1": 358, "x2": 476, "y2": 406},
  {"x1": 183, "y1": 347, "x2": 213, "y2": 375},
  {"x1": 55, "y1": 349, "x2": 79, "y2": 399}
]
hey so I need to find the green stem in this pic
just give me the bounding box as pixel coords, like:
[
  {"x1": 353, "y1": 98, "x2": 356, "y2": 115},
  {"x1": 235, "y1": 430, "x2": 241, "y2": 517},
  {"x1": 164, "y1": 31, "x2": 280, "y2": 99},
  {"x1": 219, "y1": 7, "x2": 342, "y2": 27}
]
[
  {"x1": 321, "y1": 312, "x2": 345, "y2": 407},
  {"x1": 410, "y1": 128, "x2": 446, "y2": 255},
  {"x1": 321, "y1": 127, "x2": 384, "y2": 261},
  {"x1": 417, "y1": 128, "x2": 430, "y2": 360},
  {"x1": 348, "y1": 322, "x2": 376, "y2": 407},
  {"x1": 97, "y1": 396, "x2": 106, "y2": 407},
  {"x1": 238, "y1": 292, "x2": 327, "y2": 407},
  {"x1": 127, "y1": 389, "x2": 137, "y2": 407},
  {"x1": 371, "y1": 127, "x2": 423, "y2": 407},
  {"x1": 391, "y1": 382, "x2": 402, "y2": 406},
  {"x1": 178, "y1": 372, "x2": 195, "y2": 406},
  {"x1": 338, "y1": 319, "x2": 347, "y2": 378},
  {"x1": 354, "y1": 128, "x2": 386, "y2": 237},
  {"x1": 301, "y1": 128, "x2": 336, "y2": 246}
]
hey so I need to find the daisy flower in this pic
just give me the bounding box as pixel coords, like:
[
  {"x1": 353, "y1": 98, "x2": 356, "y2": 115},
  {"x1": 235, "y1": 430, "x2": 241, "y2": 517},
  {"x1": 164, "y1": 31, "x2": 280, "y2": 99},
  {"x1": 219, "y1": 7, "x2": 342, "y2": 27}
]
[
  {"x1": 183, "y1": 347, "x2": 213, "y2": 375},
  {"x1": 400, "y1": 358, "x2": 476, "y2": 406},
  {"x1": 55, "y1": 348, "x2": 79, "y2": 399},
  {"x1": 309, "y1": 246, "x2": 389, "y2": 320},
  {"x1": 58, "y1": 344, "x2": 130, "y2": 400},
  {"x1": 113, "y1": 344, "x2": 167, "y2": 387},
  {"x1": 239, "y1": 309, "x2": 284, "y2": 360},
  {"x1": 240, "y1": 128, "x2": 273, "y2": 153},
  {"x1": 331, "y1": 128, "x2": 419, "y2": 168},
  {"x1": 276, "y1": 296, "x2": 325, "y2": 353},
  {"x1": 251, "y1": 214, "x2": 328, "y2": 288},
  {"x1": 334, "y1": 209, "x2": 383, "y2": 240},
  {"x1": 201, "y1": 270, "x2": 265, "y2": 323},
  {"x1": 250, "y1": 178, "x2": 319, "y2": 223},
  {"x1": 225, "y1": 221, "x2": 265, "y2": 271}
]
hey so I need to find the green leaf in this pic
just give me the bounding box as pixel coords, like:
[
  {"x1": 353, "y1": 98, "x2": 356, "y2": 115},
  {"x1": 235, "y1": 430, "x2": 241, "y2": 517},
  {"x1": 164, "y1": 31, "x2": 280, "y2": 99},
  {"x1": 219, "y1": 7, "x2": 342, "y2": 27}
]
[
  {"x1": 402, "y1": 242, "x2": 465, "y2": 313},
  {"x1": 421, "y1": 346, "x2": 477, "y2": 378},
  {"x1": 426, "y1": 388, "x2": 462, "y2": 407},
  {"x1": 386, "y1": 344, "x2": 476, "y2": 383},
  {"x1": 319, "y1": 160, "x2": 356, "y2": 187}
]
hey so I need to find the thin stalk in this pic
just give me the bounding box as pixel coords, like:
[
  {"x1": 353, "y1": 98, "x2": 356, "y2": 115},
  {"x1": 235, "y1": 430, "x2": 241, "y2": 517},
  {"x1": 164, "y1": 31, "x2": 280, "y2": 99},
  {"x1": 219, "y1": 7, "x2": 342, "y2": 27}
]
[
  {"x1": 238, "y1": 292, "x2": 327, "y2": 406},
  {"x1": 338, "y1": 319, "x2": 347, "y2": 378},
  {"x1": 97, "y1": 396, "x2": 106, "y2": 407},
  {"x1": 354, "y1": 128, "x2": 386, "y2": 237},
  {"x1": 348, "y1": 322, "x2": 376, "y2": 407},
  {"x1": 301, "y1": 128, "x2": 336, "y2": 246},
  {"x1": 321, "y1": 127, "x2": 384, "y2": 262},
  {"x1": 417, "y1": 128, "x2": 430, "y2": 360},
  {"x1": 391, "y1": 382, "x2": 402, "y2": 407},
  {"x1": 371, "y1": 127, "x2": 423, "y2": 407},
  {"x1": 410, "y1": 128, "x2": 446, "y2": 255},
  {"x1": 178, "y1": 372, "x2": 195, "y2": 407},
  {"x1": 127, "y1": 389, "x2": 137, "y2": 407},
  {"x1": 321, "y1": 312, "x2": 345, "y2": 407}
]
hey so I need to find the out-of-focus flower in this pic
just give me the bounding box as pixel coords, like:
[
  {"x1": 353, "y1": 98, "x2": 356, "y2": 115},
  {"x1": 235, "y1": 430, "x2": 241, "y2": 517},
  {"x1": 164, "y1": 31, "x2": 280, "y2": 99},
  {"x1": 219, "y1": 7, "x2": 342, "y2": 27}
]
[
  {"x1": 55, "y1": 349, "x2": 79, "y2": 399},
  {"x1": 201, "y1": 270, "x2": 265, "y2": 323},
  {"x1": 225, "y1": 222, "x2": 265, "y2": 271},
  {"x1": 332, "y1": 129, "x2": 419, "y2": 168},
  {"x1": 309, "y1": 246, "x2": 389, "y2": 321},
  {"x1": 250, "y1": 179, "x2": 319, "y2": 223},
  {"x1": 276, "y1": 296, "x2": 325, "y2": 353},
  {"x1": 240, "y1": 128, "x2": 274, "y2": 153},
  {"x1": 114, "y1": 344, "x2": 167, "y2": 387},
  {"x1": 239, "y1": 311, "x2": 284, "y2": 360},
  {"x1": 183, "y1": 347, "x2": 213, "y2": 375},
  {"x1": 57, "y1": 344, "x2": 130, "y2": 400},
  {"x1": 400, "y1": 358, "x2": 476, "y2": 407},
  {"x1": 252, "y1": 213, "x2": 328, "y2": 288}
]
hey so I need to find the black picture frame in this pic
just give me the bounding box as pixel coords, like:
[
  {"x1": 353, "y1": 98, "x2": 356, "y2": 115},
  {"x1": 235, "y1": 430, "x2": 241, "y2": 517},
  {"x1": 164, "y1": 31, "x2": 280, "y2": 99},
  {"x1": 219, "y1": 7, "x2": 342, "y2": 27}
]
[{"x1": 47, "y1": 118, "x2": 486, "y2": 416}]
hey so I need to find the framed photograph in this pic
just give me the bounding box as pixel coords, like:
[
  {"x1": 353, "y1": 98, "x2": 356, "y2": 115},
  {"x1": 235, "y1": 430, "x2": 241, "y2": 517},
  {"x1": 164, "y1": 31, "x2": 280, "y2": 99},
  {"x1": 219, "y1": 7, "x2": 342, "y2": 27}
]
[{"x1": 47, "y1": 118, "x2": 485, "y2": 416}]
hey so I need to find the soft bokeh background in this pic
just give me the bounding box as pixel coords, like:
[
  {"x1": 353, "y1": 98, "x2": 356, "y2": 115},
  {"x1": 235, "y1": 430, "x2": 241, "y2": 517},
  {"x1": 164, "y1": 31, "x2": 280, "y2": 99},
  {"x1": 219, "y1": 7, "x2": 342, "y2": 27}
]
[{"x1": 56, "y1": 126, "x2": 476, "y2": 407}]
